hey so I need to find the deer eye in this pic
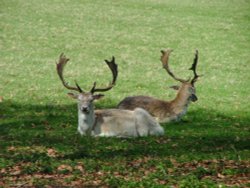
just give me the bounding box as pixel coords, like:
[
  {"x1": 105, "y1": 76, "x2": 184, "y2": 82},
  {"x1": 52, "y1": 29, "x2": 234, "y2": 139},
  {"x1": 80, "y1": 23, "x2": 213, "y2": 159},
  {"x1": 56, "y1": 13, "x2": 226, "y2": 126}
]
[{"x1": 189, "y1": 87, "x2": 194, "y2": 93}]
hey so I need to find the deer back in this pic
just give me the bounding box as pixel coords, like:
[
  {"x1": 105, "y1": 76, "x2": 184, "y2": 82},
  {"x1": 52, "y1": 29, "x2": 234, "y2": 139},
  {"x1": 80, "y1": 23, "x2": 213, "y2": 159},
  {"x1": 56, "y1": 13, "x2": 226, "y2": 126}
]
[
  {"x1": 93, "y1": 108, "x2": 164, "y2": 137},
  {"x1": 118, "y1": 96, "x2": 173, "y2": 121}
]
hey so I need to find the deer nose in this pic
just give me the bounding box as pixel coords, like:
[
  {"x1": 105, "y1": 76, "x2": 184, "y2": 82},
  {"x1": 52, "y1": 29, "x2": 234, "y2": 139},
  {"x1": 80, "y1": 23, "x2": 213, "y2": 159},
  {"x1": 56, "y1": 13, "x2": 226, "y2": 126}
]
[
  {"x1": 191, "y1": 94, "x2": 198, "y2": 102},
  {"x1": 81, "y1": 106, "x2": 89, "y2": 113}
]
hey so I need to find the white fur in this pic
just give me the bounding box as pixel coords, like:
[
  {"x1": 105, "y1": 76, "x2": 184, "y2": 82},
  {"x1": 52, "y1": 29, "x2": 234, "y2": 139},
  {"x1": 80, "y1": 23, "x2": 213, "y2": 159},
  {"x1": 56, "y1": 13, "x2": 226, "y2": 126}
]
[{"x1": 77, "y1": 107, "x2": 164, "y2": 137}]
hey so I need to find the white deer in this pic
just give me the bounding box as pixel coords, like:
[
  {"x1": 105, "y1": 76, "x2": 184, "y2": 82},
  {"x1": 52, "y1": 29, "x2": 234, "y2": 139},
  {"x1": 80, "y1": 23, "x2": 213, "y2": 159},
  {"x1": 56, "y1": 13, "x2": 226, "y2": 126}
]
[{"x1": 56, "y1": 54, "x2": 164, "y2": 137}]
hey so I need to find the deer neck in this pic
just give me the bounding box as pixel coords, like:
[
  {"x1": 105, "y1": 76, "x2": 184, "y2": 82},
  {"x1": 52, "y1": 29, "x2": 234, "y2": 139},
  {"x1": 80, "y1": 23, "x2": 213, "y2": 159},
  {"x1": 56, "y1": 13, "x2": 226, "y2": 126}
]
[
  {"x1": 171, "y1": 85, "x2": 191, "y2": 114},
  {"x1": 77, "y1": 104, "x2": 95, "y2": 135}
]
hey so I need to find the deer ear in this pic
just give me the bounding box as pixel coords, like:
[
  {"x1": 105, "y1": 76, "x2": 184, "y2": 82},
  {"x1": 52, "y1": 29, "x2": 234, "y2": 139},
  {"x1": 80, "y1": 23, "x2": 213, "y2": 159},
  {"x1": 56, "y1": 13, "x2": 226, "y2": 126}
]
[
  {"x1": 67, "y1": 93, "x2": 78, "y2": 99},
  {"x1": 169, "y1": 85, "x2": 180, "y2": 90},
  {"x1": 93, "y1": 94, "x2": 105, "y2": 100}
]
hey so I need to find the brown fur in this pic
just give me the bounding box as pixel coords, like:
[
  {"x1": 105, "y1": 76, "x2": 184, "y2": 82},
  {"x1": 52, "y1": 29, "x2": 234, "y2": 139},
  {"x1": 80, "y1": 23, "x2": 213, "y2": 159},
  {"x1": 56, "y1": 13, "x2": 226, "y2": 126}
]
[
  {"x1": 118, "y1": 49, "x2": 200, "y2": 123},
  {"x1": 118, "y1": 83, "x2": 196, "y2": 123}
]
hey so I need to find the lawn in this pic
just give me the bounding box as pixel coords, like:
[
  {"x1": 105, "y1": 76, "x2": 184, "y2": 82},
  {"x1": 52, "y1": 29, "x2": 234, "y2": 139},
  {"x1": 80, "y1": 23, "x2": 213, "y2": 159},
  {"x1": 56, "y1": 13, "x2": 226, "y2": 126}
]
[{"x1": 0, "y1": 0, "x2": 250, "y2": 187}]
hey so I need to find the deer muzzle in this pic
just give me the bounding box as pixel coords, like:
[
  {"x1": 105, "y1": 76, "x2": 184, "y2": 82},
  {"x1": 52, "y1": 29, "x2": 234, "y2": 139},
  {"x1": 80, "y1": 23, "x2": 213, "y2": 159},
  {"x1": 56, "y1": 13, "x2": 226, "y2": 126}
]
[
  {"x1": 80, "y1": 106, "x2": 90, "y2": 113},
  {"x1": 190, "y1": 94, "x2": 198, "y2": 102}
]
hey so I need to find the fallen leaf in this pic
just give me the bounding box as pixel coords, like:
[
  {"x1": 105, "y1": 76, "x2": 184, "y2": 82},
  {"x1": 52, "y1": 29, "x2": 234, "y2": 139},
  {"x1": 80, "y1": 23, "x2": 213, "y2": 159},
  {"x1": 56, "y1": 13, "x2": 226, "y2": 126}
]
[
  {"x1": 75, "y1": 165, "x2": 84, "y2": 173},
  {"x1": 10, "y1": 166, "x2": 21, "y2": 175},
  {"x1": 47, "y1": 148, "x2": 57, "y2": 157},
  {"x1": 7, "y1": 146, "x2": 16, "y2": 151},
  {"x1": 171, "y1": 143, "x2": 178, "y2": 148},
  {"x1": 217, "y1": 173, "x2": 225, "y2": 179},
  {"x1": 0, "y1": 168, "x2": 6, "y2": 174},
  {"x1": 167, "y1": 168, "x2": 174, "y2": 173},
  {"x1": 57, "y1": 164, "x2": 73, "y2": 172}
]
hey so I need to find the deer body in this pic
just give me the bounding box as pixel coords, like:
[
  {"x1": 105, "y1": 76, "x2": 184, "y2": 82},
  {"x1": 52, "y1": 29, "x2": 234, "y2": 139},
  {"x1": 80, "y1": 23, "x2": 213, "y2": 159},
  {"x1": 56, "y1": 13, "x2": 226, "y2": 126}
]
[
  {"x1": 77, "y1": 107, "x2": 164, "y2": 137},
  {"x1": 118, "y1": 84, "x2": 194, "y2": 123},
  {"x1": 56, "y1": 54, "x2": 164, "y2": 137},
  {"x1": 118, "y1": 49, "x2": 200, "y2": 123}
]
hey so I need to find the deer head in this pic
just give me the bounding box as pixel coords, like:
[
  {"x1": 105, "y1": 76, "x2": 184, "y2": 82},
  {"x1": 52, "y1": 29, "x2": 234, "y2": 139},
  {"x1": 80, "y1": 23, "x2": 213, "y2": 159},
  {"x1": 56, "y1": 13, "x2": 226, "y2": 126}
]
[
  {"x1": 56, "y1": 53, "x2": 118, "y2": 114},
  {"x1": 160, "y1": 49, "x2": 200, "y2": 102}
]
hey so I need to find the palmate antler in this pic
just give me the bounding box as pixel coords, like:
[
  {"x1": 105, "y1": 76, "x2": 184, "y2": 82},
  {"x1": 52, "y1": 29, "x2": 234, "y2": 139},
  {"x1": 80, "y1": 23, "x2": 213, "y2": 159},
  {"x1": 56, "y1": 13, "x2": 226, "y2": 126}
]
[
  {"x1": 56, "y1": 53, "x2": 83, "y2": 92},
  {"x1": 160, "y1": 49, "x2": 190, "y2": 83},
  {"x1": 160, "y1": 49, "x2": 200, "y2": 85},
  {"x1": 56, "y1": 54, "x2": 118, "y2": 94},
  {"x1": 90, "y1": 56, "x2": 118, "y2": 94}
]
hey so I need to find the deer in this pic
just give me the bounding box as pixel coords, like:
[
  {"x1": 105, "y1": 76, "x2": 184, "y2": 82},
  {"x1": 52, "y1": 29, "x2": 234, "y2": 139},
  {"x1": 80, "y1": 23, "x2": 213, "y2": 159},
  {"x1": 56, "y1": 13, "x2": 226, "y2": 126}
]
[
  {"x1": 118, "y1": 49, "x2": 200, "y2": 123},
  {"x1": 56, "y1": 53, "x2": 164, "y2": 137}
]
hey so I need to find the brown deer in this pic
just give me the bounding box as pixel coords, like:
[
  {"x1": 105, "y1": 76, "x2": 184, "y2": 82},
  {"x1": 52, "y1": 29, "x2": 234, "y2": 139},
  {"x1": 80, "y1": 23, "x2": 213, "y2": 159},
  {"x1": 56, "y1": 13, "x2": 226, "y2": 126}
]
[
  {"x1": 56, "y1": 53, "x2": 164, "y2": 137},
  {"x1": 118, "y1": 49, "x2": 200, "y2": 123}
]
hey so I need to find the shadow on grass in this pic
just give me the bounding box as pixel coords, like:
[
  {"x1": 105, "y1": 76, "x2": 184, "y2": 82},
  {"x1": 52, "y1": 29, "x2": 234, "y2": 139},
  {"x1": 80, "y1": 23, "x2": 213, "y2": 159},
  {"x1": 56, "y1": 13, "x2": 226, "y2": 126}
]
[{"x1": 0, "y1": 100, "x2": 249, "y2": 161}]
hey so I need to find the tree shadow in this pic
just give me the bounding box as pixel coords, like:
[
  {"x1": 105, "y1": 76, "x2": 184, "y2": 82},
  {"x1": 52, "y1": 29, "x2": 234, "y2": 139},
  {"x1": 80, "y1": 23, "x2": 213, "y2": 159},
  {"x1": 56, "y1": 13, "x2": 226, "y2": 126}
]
[
  {"x1": 62, "y1": 134, "x2": 249, "y2": 161},
  {"x1": 0, "y1": 101, "x2": 249, "y2": 161}
]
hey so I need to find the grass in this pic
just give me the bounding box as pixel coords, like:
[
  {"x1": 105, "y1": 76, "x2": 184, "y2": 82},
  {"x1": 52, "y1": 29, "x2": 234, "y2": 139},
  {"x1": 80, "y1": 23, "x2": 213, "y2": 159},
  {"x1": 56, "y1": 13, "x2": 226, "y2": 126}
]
[{"x1": 1, "y1": 0, "x2": 250, "y2": 187}]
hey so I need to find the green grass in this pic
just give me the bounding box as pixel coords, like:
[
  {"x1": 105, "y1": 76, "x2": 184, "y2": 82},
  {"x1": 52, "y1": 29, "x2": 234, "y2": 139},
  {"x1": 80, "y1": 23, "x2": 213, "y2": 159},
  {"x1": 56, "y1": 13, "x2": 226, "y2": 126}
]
[{"x1": 1, "y1": 0, "x2": 250, "y2": 187}]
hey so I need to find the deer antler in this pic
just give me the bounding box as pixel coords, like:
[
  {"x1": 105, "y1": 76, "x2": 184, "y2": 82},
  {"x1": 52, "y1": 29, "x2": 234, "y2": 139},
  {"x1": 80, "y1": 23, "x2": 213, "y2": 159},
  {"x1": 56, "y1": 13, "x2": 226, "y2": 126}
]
[
  {"x1": 56, "y1": 53, "x2": 83, "y2": 93},
  {"x1": 189, "y1": 50, "x2": 200, "y2": 86},
  {"x1": 90, "y1": 56, "x2": 118, "y2": 93},
  {"x1": 160, "y1": 49, "x2": 189, "y2": 83}
]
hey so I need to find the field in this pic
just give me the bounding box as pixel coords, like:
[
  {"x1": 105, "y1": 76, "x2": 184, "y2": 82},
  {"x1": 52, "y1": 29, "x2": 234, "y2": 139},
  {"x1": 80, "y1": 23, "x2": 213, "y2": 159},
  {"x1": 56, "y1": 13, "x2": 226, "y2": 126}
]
[{"x1": 1, "y1": 0, "x2": 250, "y2": 187}]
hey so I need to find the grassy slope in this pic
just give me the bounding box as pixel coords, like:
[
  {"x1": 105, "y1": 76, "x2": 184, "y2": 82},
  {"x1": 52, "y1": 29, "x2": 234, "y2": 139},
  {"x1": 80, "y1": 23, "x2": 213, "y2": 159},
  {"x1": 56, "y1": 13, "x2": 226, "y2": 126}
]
[{"x1": 0, "y1": 0, "x2": 249, "y2": 187}]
